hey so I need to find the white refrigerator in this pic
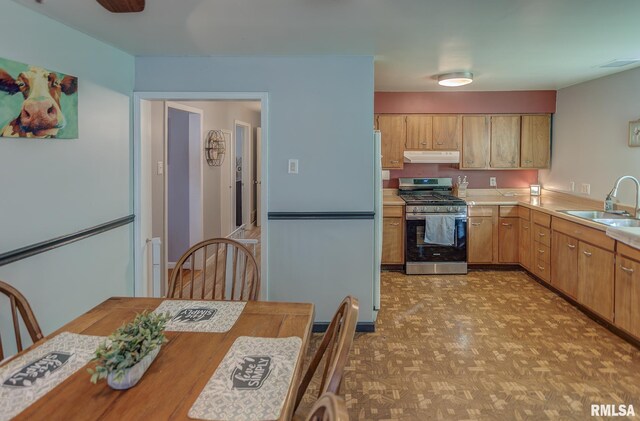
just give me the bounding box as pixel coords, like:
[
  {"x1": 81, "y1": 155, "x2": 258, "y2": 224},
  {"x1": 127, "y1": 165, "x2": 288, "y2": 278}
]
[{"x1": 373, "y1": 130, "x2": 382, "y2": 315}]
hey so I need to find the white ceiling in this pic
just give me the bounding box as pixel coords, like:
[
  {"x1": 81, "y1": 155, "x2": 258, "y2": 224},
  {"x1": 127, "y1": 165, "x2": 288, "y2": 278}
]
[{"x1": 14, "y1": 0, "x2": 640, "y2": 91}]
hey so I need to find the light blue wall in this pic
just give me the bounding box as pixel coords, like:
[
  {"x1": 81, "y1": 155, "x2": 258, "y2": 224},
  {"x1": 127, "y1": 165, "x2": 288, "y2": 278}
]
[
  {"x1": 136, "y1": 56, "x2": 375, "y2": 323},
  {"x1": 0, "y1": 0, "x2": 135, "y2": 355}
]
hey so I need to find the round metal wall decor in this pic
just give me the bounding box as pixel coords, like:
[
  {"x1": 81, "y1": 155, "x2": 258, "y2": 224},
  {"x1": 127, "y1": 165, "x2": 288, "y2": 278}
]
[{"x1": 205, "y1": 130, "x2": 226, "y2": 166}]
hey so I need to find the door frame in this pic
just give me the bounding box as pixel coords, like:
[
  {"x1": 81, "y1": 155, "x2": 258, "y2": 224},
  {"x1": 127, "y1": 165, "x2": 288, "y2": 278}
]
[
  {"x1": 133, "y1": 92, "x2": 269, "y2": 299},
  {"x1": 164, "y1": 101, "x2": 204, "y2": 269},
  {"x1": 233, "y1": 120, "x2": 252, "y2": 230}
]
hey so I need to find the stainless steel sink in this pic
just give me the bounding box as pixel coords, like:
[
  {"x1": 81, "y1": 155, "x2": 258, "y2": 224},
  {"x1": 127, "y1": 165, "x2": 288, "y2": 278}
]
[
  {"x1": 558, "y1": 210, "x2": 640, "y2": 227},
  {"x1": 592, "y1": 218, "x2": 640, "y2": 227}
]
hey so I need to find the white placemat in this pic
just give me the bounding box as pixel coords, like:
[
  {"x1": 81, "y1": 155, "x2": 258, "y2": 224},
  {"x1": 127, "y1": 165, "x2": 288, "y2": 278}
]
[
  {"x1": 153, "y1": 300, "x2": 246, "y2": 333},
  {"x1": 188, "y1": 336, "x2": 303, "y2": 421},
  {"x1": 0, "y1": 332, "x2": 103, "y2": 421}
]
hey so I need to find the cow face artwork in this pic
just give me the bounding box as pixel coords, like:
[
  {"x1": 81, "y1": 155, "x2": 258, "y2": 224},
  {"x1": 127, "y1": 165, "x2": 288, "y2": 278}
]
[{"x1": 0, "y1": 57, "x2": 78, "y2": 139}]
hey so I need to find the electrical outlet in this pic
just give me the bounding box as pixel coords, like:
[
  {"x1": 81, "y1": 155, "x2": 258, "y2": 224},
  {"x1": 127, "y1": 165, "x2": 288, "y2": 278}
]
[
  {"x1": 157, "y1": 161, "x2": 164, "y2": 175},
  {"x1": 581, "y1": 183, "x2": 591, "y2": 195},
  {"x1": 288, "y1": 159, "x2": 299, "y2": 174},
  {"x1": 489, "y1": 177, "x2": 497, "y2": 187},
  {"x1": 570, "y1": 181, "x2": 575, "y2": 192}
]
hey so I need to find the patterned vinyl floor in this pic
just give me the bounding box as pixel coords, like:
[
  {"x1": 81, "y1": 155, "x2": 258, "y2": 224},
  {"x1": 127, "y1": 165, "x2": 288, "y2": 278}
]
[{"x1": 301, "y1": 270, "x2": 640, "y2": 420}]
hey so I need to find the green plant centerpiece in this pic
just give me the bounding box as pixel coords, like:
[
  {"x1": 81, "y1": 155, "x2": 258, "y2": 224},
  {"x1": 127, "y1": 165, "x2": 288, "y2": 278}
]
[{"x1": 89, "y1": 311, "x2": 169, "y2": 389}]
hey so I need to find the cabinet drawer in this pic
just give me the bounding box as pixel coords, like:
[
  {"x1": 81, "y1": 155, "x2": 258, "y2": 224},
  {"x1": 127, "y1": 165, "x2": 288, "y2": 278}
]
[
  {"x1": 468, "y1": 206, "x2": 495, "y2": 217},
  {"x1": 532, "y1": 210, "x2": 551, "y2": 228},
  {"x1": 499, "y1": 206, "x2": 519, "y2": 217},
  {"x1": 552, "y1": 217, "x2": 614, "y2": 251},
  {"x1": 534, "y1": 243, "x2": 551, "y2": 263},
  {"x1": 533, "y1": 224, "x2": 551, "y2": 247},
  {"x1": 383, "y1": 206, "x2": 404, "y2": 217},
  {"x1": 517, "y1": 206, "x2": 531, "y2": 221},
  {"x1": 617, "y1": 242, "x2": 640, "y2": 262},
  {"x1": 533, "y1": 258, "x2": 551, "y2": 282}
]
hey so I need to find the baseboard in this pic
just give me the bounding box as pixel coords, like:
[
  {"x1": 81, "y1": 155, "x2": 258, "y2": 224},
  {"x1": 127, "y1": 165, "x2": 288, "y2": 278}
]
[{"x1": 312, "y1": 322, "x2": 375, "y2": 333}]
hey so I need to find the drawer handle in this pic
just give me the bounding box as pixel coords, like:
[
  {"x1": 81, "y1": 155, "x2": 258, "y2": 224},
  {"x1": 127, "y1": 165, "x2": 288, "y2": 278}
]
[
  {"x1": 524, "y1": 160, "x2": 532, "y2": 164},
  {"x1": 420, "y1": 142, "x2": 428, "y2": 145},
  {"x1": 538, "y1": 232, "x2": 545, "y2": 237},
  {"x1": 537, "y1": 264, "x2": 545, "y2": 271},
  {"x1": 583, "y1": 251, "x2": 592, "y2": 257},
  {"x1": 567, "y1": 244, "x2": 576, "y2": 249},
  {"x1": 538, "y1": 249, "x2": 545, "y2": 254},
  {"x1": 436, "y1": 141, "x2": 443, "y2": 145},
  {"x1": 470, "y1": 222, "x2": 482, "y2": 226},
  {"x1": 620, "y1": 265, "x2": 634, "y2": 274},
  {"x1": 390, "y1": 160, "x2": 400, "y2": 164},
  {"x1": 390, "y1": 222, "x2": 400, "y2": 226},
  {"x1": 501, "y1": 223, "x2": 512, "y2": 227},
  {"x1": 523, "y1": 226, "x2": 529, "y2": 230}
]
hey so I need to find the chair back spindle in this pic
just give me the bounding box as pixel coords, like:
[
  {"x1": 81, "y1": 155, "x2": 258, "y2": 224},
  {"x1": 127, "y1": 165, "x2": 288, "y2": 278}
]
[{"x1": 0, "y1": 281, "x2": 44, "y2": 360}]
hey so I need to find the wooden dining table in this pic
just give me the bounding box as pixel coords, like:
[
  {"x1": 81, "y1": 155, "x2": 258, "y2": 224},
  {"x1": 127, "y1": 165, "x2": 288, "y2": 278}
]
[{"x1": 3, "y1": 297, "x2": 315, "y2": 421}]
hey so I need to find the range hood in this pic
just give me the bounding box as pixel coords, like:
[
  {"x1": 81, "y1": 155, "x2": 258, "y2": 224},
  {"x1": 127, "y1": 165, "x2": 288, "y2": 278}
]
[{"x1": 403, "y1": 150, "x2": 460, "y2": 164}]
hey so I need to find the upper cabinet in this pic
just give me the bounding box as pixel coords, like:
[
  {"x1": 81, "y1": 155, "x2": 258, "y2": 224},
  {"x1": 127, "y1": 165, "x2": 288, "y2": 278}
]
[
  {"x1": 406, "y1": 115, "x2": 433, "y2": 150},
  {"x1": 376, "y1": 114, "x2": 405, "y2": 169},
  {"x1": 461, "y1": 116, "x2": 490, "y2": 169},
  {"x1": 432, "y1": 115, "x2": 461, "y2": 150},
  {"x1": 490, "y1": 115, "x2": 521, "y2": 168},
  {"x1": 521, "y1": 115, "x2": 551, "y2": 168}
]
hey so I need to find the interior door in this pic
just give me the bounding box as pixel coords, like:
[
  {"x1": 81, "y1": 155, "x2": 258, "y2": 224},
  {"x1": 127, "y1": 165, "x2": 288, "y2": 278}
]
[{"x1": 256, "y1": 127, "x2": 262, "y2": 227}]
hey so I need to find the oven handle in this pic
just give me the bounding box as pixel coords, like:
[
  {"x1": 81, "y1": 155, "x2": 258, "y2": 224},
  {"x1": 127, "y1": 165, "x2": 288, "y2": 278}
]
[{"x1": 407, "y1": 213, "x2": 467, "y2": 220}]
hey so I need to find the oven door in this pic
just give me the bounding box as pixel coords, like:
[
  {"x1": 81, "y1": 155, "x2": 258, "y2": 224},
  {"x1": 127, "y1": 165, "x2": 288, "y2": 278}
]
[{"x1": 405, "y1": 213, "x2": 467, "y2": 263}]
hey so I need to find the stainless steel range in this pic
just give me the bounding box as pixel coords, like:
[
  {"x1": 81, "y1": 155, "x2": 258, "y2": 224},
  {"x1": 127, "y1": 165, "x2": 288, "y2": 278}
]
[{"x1": 399, "y1": 178, "x2": 468, "y2": 275}]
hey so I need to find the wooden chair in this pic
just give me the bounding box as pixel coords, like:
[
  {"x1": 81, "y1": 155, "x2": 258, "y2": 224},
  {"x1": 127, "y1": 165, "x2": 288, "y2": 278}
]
[
  {"x1": 305, "y1": 392, "x2": 349, "y2": 421},
  {"x1": 0, "y1": 280, "x2": 44, "y2": 361},
  {"x1": 294, "y1": 296, "x2": 359, "y2": 412},
  {"x1": 167, "y1": 238, "x2": 260, "y2": 301}
]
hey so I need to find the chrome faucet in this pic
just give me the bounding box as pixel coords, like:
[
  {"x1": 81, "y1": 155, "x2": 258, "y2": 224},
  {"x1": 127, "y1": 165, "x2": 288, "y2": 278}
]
[{"x1": 606, "y1": 175, "x2": 640, "y2": 218}]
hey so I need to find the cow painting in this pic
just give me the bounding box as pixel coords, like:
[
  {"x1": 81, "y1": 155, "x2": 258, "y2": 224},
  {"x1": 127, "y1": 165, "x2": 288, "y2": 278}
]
[{"x1": 0, "y1": 57, "x2": 78, "y2": 139}]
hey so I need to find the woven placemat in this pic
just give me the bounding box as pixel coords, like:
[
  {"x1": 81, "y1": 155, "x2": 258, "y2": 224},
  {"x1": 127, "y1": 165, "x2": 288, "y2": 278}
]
[
  {"x1": 153, "y1": 300, "x2": 246, "y2": 333},
  {"x1": 188, "y1": 336, "x2": 303, "y2": 421},
  {"x1": 0, "y1": 332, "x2": 103, "y2": 421}
]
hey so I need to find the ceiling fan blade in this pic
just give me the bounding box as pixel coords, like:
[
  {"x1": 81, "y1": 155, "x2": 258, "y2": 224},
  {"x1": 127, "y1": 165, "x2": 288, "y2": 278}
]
[{"x1": 97, "y1": 0, "x2": 145, "y2": 13}]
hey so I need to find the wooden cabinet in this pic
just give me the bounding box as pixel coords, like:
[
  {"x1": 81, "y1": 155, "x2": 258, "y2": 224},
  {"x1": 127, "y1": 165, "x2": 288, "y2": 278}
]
[
  {"x1": 531, "y1": 211, "x2": 551, "y2": 282},
  {"x1": 406, "y1": 115, "x2": 432, "y2": 150},
  {"x1": 461, "y1": 116, "x2": 490, "y2": 169},
  {"x1": 498, "y1": 217, "x2": 519, "y2": 263},
  {"x1": 615, "y1": 248, "x2": 640, "y2": 339},
  {"x1": 518, "y1": 211, "x2": 531, "y2": 270},
  {"x1": 432, "y1": 115, "x2": 461, "y2": 150},
  {"x1": 377, "y1": 115, "x2": 405, "y2": 169},
  {"x1": 468, "y1": 216, "x2": 494, "y2": 263},
  {"x1": 551, "y1": 231, "x2": 578, "y2": 298},
  {"x1": 521, "y1": 115, "x2": 551, "y2": 168},
  {"x1": 490, "y1": 115, "x2": 521, "y2": 168},
  {"x1": 382, "y1": 205, "x2": 404, "y2": 264},
  {"x1": 578, "y1": 242, "x2": 614, "y2": 321}
]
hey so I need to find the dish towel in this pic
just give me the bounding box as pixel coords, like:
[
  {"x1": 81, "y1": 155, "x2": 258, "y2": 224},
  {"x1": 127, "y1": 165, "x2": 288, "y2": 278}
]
[{"x1": 424, "y1": 215, "x2": 455, "y2": 245}]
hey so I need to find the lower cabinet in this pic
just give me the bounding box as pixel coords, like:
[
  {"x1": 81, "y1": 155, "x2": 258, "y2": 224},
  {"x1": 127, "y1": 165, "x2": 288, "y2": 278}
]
[
  {"x1": 577, "y1": 242, "x2": 615, "y2": 322},
  {"x1": 551, "y1": 231, "x2": 578, "y2": 298},
  {"x1": 468, "y1": 216, "x2": 494, "y2": 263},
  {"x1": 498, "y1": 217, "x2": 519, "y2": 263},
  {"x1": 615, "y1": 250, "x2": 640, "y2": 339},
  {"x1": 382, "y1": 205, "x2": 404, "y2": 264},
  {"x1": 518, "y1": 219, "x2": 531, "y2": 269}
]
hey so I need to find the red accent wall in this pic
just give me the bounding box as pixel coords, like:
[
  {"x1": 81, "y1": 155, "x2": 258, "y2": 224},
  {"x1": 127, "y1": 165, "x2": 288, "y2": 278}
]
[
  {"x1": 375, "y1": 91, "x2": 557, "y2": 114},
  {"x1": 384, "y1": 164, "x2": 538, "y2": 189},
  {"x1": 377, "y1": 90, "x2": 555, "y2": 189}
]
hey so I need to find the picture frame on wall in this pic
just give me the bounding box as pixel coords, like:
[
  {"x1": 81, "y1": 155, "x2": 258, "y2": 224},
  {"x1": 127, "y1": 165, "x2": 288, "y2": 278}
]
[{"x1": 630, "y1": 118, "x2": 640, "y2": 147}]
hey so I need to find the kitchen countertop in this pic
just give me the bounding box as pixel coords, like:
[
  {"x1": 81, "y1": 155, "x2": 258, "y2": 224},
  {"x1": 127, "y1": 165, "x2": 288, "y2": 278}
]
[
  {"x1": 606, "y1": 227, "x2": 640, "y2": 249},
  {"x1": 383, "y1": 191, "x2": 405, "y2": 206}
]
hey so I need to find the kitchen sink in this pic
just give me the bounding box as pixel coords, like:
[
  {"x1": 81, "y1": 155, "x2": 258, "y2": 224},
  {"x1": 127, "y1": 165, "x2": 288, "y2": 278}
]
[
  {"x1": 558, "y1": 210, "x2": 640, "y2": 228},
  {"x1": 592, "y1": 218, "x2": 640, "y2": 227}
]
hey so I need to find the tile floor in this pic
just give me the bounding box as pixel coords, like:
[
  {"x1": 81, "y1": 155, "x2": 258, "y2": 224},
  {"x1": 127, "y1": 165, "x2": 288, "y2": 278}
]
[{"x1": 302, "y1": 270, "x2": 640, "y2": 420}]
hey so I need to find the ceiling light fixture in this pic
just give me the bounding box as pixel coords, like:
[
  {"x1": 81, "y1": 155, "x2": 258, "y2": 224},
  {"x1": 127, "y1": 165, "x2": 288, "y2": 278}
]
[{"x1": 438, "y1": 72, "x2": 473, "y2": 87}]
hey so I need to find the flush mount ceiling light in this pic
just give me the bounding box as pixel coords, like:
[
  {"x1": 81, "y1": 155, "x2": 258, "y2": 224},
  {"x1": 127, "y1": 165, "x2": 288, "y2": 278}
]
[{"x1": 438, "y1": 72, "x2": 473, "y2": 87}]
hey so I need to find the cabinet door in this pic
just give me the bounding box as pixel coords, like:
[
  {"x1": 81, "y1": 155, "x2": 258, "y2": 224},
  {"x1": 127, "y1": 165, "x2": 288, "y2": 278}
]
[
  {"x1": 468, "y1": 217, "x2": 493, "y2": 263},
  {"x1": 382, "y1": 217, "x2": 404, "y2": 264},
  {"x1": 615, "y1": 256, "x2": 640, "y2": 339},
  {"x1": 498, "y1": 217, "x2": 519, "y2": 263},
  {"x1": 578, "y1": 242, "x2": 614, "y2": 321},
  {"x1": 551, "y1": 231, "x2": 578, "y2": 298},
  {"x1": 406, "y1": 115, "x2": 432, "y2": 150},
  {"x1": 377, "y1": 115, "x2": 405, "y2": 169},
  {"x1": 432, "y1": 115, "x2": 461, "y2": 150},
  {"x1": 521, "y1": 115, "x2": 550, "y2": 168},
  {"x1": 490, "y1": 115, "x2": 521, "y2": 168},
  {"x1": 461, "y1": 116, "x2": 489, "y2": 169},
  {"x1": 518, "y1": 219, "x2": 531, "y2": 269}
]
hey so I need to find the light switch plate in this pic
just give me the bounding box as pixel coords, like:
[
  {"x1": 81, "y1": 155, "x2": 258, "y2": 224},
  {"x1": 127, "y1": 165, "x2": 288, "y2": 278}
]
[
  {"x1": 288, "y1": 159, "x2": 299, "y2": 174},
  {"x1": 581, "y1": 183, "x2": 591, "y2": 195},
  {"x1": 157, "y1": 161, "x2": 164, "y2": 175}
]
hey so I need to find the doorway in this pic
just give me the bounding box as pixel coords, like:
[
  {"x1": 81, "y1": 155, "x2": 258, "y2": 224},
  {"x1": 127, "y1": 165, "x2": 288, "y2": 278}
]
[{"x1": 134, "y1": 93, "x2": 269, "y2": 299}]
